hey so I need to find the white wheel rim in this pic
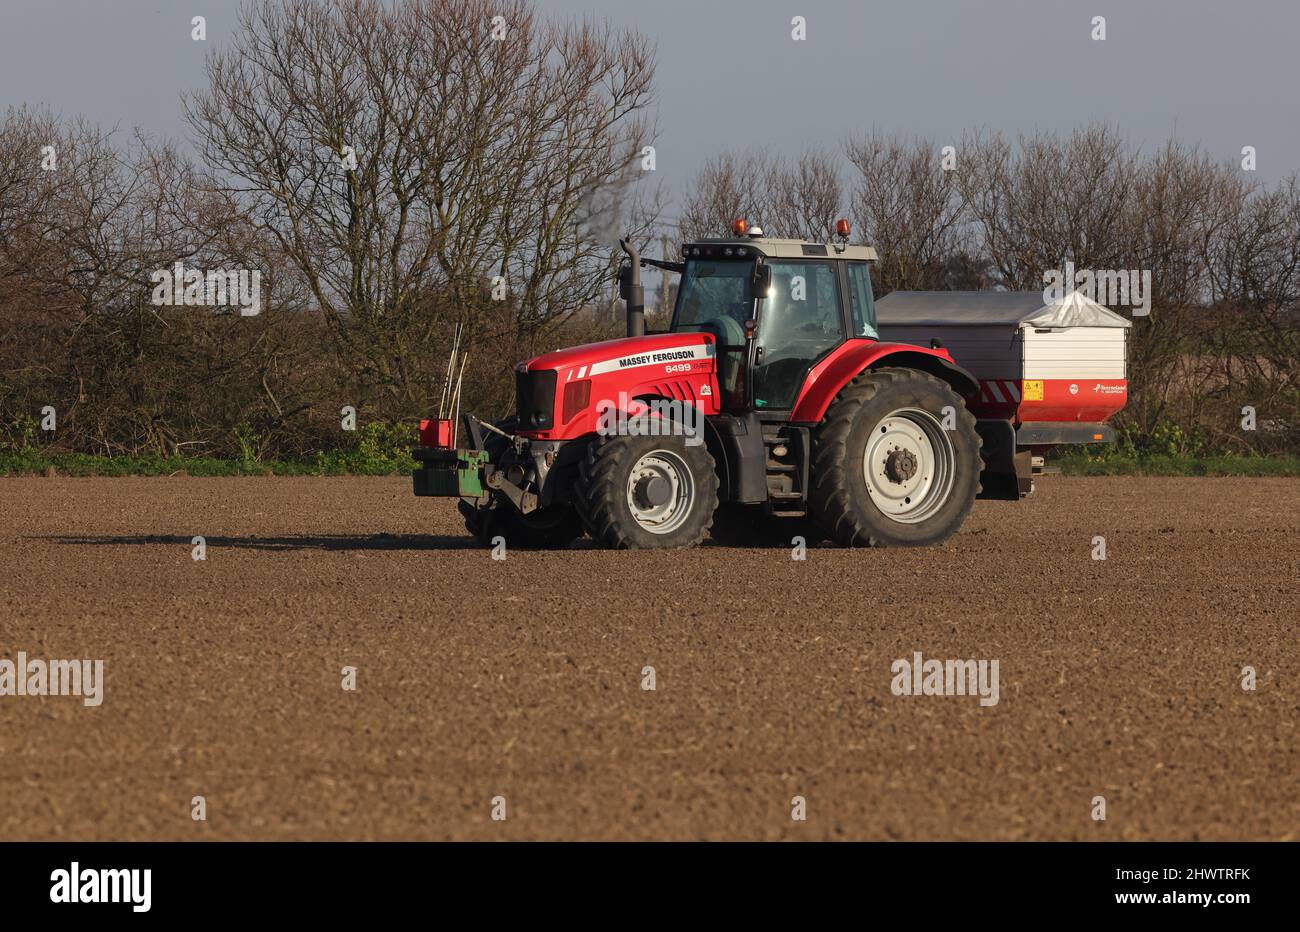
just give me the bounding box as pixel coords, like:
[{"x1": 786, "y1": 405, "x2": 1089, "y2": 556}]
[
  {"x1": 862, "y1": 408, "x2": 956, "y2": 524},
  {"x1": 625, "y1": 450, "x2": 696, "y2": 535}
]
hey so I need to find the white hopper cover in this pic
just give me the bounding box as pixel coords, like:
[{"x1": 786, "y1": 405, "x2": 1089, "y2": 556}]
[{"x1": 1024, "y1": 290, "x2": 1133, "y2": 329}]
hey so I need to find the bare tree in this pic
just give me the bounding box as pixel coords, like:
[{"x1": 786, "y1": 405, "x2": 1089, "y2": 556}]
[
  {"x1": 679, "y1": 148, "x2": 843, "y2": 243},
  {"x1": 957, "y1": 124, "x2": 1142, "y2": 288},
  {"x1": 184, "y1": 0, "x2": 659, "y2": 412},
  {"x1": 845, "y1": 132, "x2": 972, "y2": 293},
  {"x1": 1201, "y1": 174, "x2": 1300, "y2": 453}
]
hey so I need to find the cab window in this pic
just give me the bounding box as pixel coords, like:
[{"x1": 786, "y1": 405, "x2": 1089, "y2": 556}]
[
  {"x1": 672, "y1": 260, "x2": 751, "y2": 336},
  {"x1": 846, "y1": 261, "x2": 878, "y2": 338},
  {"x1": 671, "y1": 259, "x2": 752, "y2": 408}
]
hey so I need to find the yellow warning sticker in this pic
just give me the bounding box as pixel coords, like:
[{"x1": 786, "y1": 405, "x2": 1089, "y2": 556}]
[{"x1": 1023, "y1": 380, "x2": 1044, "y2": 401}]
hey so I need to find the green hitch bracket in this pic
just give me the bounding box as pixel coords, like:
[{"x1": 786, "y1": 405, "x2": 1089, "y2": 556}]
[{"x1": 412, "y1": 448, "x2": 489, "y2": 498}]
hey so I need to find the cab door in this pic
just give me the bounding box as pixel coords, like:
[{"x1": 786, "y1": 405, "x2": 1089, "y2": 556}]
[{"x1": 751, "y1": 259, "x2": 846, "y2": 410}]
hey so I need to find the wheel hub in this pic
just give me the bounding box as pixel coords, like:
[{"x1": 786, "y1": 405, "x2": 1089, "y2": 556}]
[
  {"x1": 625, "y1": 450, "x2": 697, "y2": 535},
  {"x1": 862, "y1": 408, "x2": 957, "y2": 524},
  {"x1": 633, "y1": 474, "x2": 671, "y2": 508},
  {"x1": 884, "y1": 448, "x2": 918, "y2": 482}
]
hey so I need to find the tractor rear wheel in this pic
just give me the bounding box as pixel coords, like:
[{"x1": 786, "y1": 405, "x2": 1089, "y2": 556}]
[
  {"x1": 575, "y1": 434, "x2": 719, "y2": 549},
  {"x1": 809, "y1": 367, "x2": 980, "y2": 547},
  {"x1": 458, "y1": 498, "x2": 584, "y2": 550}
]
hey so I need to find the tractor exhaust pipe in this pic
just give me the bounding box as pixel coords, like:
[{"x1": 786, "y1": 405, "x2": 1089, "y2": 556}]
[{"x1": 619, "y1": 238, "x2": 645, "y2": 338}]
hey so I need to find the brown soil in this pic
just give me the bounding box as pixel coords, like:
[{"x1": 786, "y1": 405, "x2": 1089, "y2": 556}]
[{"x1": 0, "y1": 476, "x2": 1296, "y2": 840}]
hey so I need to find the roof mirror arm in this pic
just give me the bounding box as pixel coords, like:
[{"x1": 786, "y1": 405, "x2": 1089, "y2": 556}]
[
  {"x1": 619, "y1": 239, "x2": 683, "y2": 275},
  {"x1": 641, "y1": 256, "x2": 684, "y2": 275}
]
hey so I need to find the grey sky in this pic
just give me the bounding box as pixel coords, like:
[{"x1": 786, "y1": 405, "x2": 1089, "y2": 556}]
[{"x1": 3, "y1": 0, "x2": 1297, "y2": 226}]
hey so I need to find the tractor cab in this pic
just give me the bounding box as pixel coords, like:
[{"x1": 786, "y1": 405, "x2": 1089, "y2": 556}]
[{"x1": 669, "y1": 221, "x2": 880, "y2": 415}]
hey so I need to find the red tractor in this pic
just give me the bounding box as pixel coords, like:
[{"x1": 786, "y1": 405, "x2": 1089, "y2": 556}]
[{"x1": 413, "y1": 221, "x2": 1125, "y2": 549}]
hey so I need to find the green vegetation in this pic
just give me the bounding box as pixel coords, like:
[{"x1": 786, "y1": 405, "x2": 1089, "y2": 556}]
[
  {"x1": 1050, "y1": 447, "x2": 1300, "y2": 477},
  {"x1": 5, "y1": 444, "x2": 1299, "y2": 479},
  {"x1": 5, "y1": 415, "x2": 1295, "y2": 479},
  {"x1": 1047, "y1": 420, "x2": 1300, "y2": 475},
  {"x1": 2, "y1": 422, "x2": 418, "y2": 477}
]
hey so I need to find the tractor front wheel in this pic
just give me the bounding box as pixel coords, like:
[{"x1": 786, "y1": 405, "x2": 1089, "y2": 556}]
[
  {"x1": 575, "y1": 435, "x2": 719, "y2": 549},
  {"x1": 809, "y1": 367, "x2": 981, "y2": 547}
]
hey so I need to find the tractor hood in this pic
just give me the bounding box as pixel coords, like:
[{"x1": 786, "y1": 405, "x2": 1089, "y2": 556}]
[
  {"x1": 521, "y1": 331, "x2": 717, "y2": 377},
  {"x1": 514, "y1": 330, "x2": 722, "y2": 440}
]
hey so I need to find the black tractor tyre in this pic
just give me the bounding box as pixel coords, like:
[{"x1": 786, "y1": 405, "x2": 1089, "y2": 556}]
[
  {"x1": 809, "y1": 367, "x2": 981, "y2": 548},
  {"x1": 574, "y1": 434, "x2": 719, "y2": 550},
  {"x1": 458, "y1": 498, "x2": 584, "y2": 550},
  {"x1": 707, "y1": 503, "x2": 826, "y2": 548}
]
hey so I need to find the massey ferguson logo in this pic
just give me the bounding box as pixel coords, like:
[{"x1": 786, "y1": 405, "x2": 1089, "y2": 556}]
[
  {"x1": 618, "y1": 349, "x2": 695, "y2": 368},
  {"x1": 587, "y1": 343, "x2": 711, "y2": 377}
]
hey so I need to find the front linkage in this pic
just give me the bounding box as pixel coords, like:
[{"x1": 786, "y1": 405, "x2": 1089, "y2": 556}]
[{"x1": 414, "y1": 414, "x2": 585, "y2": 549}]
